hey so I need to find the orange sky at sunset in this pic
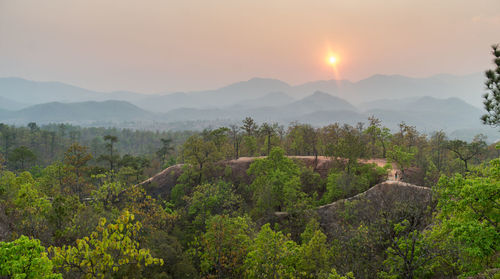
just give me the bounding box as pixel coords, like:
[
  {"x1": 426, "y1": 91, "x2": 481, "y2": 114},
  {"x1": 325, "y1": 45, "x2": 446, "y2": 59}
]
[{"x1": 1, "y1": 0, "x2": 499, "y2": 93}]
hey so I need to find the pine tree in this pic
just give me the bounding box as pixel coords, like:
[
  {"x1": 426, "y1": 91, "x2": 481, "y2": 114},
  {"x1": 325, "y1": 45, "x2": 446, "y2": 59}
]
[{"x1": 481, "y1": 44, "x2": 500, "y2": 126}]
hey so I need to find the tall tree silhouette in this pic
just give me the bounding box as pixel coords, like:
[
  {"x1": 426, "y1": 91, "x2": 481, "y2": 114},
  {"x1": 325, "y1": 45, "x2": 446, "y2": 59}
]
[
  {"x1": 481, "y1": 44, "x2": 500, "y2": 126},
  {"x1": 100, "y1": 135, "x2": 119, "y2": 171}
]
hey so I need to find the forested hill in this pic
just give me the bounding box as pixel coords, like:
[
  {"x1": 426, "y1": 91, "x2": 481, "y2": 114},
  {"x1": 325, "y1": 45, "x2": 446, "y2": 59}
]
[{"x1": 0, "y1": 118, "x2": 498, "y2": 278}]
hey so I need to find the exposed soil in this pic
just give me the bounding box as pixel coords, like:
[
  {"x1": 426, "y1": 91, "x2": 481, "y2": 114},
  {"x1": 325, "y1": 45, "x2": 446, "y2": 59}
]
[{"x1": 140, "y1": 156, "x2": 401, "y2": 199}]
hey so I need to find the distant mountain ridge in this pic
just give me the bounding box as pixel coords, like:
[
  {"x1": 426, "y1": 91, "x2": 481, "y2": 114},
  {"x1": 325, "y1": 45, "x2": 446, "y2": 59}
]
[
  {"x1": 289, "y1": 73, "x2": 484, "y2": 108},
  {"x1": 0, "y1": 73, "x2": 485, "y2": 113},
  {"x1": 0, "y1": 77, "x2": 147, "y2": 105},
  {"x1": 133, "y1": 78, "x2": 292, "y2": 112}
]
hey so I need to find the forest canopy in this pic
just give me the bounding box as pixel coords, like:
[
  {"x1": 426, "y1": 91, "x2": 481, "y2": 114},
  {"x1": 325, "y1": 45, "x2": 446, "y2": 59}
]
[{"x1": 0, "y1": 113, "x2": 498, "y2": 278}]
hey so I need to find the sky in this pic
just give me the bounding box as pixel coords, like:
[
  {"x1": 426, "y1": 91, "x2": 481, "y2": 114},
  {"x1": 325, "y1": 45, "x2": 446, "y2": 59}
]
[{"x1": 0, "y1": 0, "x2": 499, "y2": 93}]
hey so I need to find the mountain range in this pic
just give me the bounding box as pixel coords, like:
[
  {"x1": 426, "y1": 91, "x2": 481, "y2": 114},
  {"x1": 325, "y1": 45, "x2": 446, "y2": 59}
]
[
  {"x1": 0, "y1": 74, "x2": 496, "y2": 141},
  {"x1": 0, "y1": 73, "x2": 486, "y2": 110}
]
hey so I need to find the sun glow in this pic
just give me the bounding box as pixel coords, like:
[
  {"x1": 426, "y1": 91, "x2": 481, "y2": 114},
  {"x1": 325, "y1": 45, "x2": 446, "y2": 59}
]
[
  {"x1": 325, "y1": 49, "x2": 342, "y2": 85},
  {"x1": 329, "y1": 56, "x2": 337, "y2": 64}
]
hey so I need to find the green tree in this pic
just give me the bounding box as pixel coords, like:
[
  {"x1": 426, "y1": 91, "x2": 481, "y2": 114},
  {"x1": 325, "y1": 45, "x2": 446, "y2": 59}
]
[
  {"x1": 333, "y1": 127, "x2": 365, "y2": 174},
  {"x1": 50, "y1": 210, "x2": 163, "y2": 278},
  {"x1": 63, "y1": 143, "x2": 92, "y2": 197},
  {"x1": 387, "y1": 145, "x2": 415, "y2": 179},
  {"x1": 13, "y1": 179, "x2": 52, "y2": 241},
  {"x1": 244, "y1": 223, "x2": 299, "y2": 279},
  {"x1": 0, "y1": 153, "x2": 5, "y2": 171},
  {"x1": 204, "y1": 127, "x2": 230, "y2": 155},
  {"x1": 27, "y1": 122, "x2": 40, "y2": 150},
  {"x1": 90, "y1": 176, "x2": 129, "y2": 209},
  {"x1": 229, "y1": 124, "x2": 242, "y2": 159},
  {"x1": 241, "y1": 117, "x2": 258, "y2": 136},
  {"x1": 242, "y1": 135, "x2": 258, "y2": 157},
  {"x1": 325, "y1": 269, "x2": 355, "y2": 279},
  {"x1": 182, "y1": 135, "x2": 221, "y2": 184},
  {"x1": 379, "y1": 220, "x2": 435, "y2": 279},
  {"x1": 297, "y1": 220, "x2": 334, "y2": 278},
  {"x1": 247, "y1": 147, "x2": 306, "y2": 215},
  {"x1": 156, "y1": 138, "x2": 174, "y2": 166},
  {"x1": 321, "y1": 163, "x2": 384, "y2": 204},
  {"x1": 8, "y1": 146, "x2": 36, "y2": 170},
  {"x1": 195, "y1": 215, "x2": 252, "y2": 279},
  {"x1": 0, "y1": 123, "x2": 16, "y2": 158},
  {"x1": 429, "y1": 131, "x2": 447, "y2": 172},
  {"x1": 378, "y1": 127, "x2": 392, "y2": 158},
  {"x1": 481, "y1": 44, "x2": 500, "y2": 126},
  {"x1": 364, "y1": 116, "x2": 382, "y2": 157},
  {"x1": 48, "y1": 194, "x2": 81, "y2": 245},
  {"x1": 27, "y1": 122, "x2": 39, "y2": 133},
  {"x1": 322, "y1": 170, "x2": 344, "y2": 203},
  {"x1": 118, "y1": 154, "x2": 150, "y2": 183},
  {"x1": 429, "y1": 158, "x2": 500, "y2": 276},
  {"x1": 99, "y1": 135, "x2": 119, "y2": 171},
  {"x1": 287, "y1": 123, "x2": 319, "y2": 158},
  {"x1": 187, "y1": 181, "x2": 243, "y2": 230},
  {"x1": 260, "y1": 123, "x2": 276, "y2": 156},
  {"x1": 0, "y1": 236, "x2": 61, "y2": 279}
]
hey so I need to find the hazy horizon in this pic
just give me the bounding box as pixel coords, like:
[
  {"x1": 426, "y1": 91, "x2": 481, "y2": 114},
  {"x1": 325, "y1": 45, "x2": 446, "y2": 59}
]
[
  {"x1": 1, "y1": 0, "x2": 499, "y2": 93},
  {"x1": 0, "y1": 71, "x2": 484, "y2": 95}
]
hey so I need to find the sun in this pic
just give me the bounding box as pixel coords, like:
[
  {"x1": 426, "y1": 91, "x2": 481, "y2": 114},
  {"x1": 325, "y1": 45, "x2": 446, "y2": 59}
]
[{"x1": 325, "y1": 53, "x2": 341, "y2": 81}]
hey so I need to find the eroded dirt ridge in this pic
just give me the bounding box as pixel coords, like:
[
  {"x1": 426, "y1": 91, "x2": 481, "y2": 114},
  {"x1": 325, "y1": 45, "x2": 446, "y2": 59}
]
[
  {"x1": 140, "y1": 156, "x2": 399, "y2": 197},
  {"x1": 139, "y1": 156, "x2": 432, "y2": 236}
]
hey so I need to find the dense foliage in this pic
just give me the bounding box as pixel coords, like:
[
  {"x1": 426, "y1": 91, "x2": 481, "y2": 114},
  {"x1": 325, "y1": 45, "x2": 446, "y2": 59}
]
[{"x1": 0, "y1": 117, "x2": 498, "y2": 278}]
